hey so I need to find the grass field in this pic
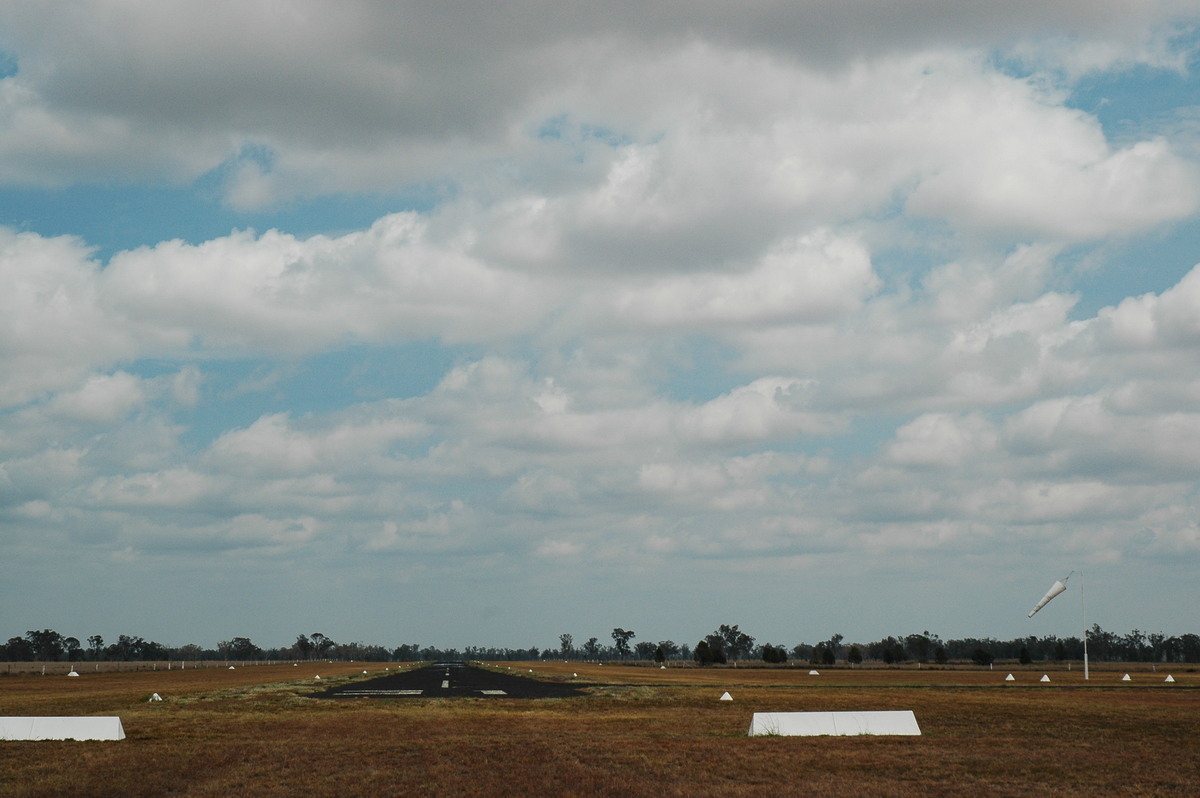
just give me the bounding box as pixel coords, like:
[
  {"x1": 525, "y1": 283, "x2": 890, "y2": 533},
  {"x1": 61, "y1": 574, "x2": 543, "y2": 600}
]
[{"x1": 2, "y1": 660, "x2": 1197, "y2": 796}]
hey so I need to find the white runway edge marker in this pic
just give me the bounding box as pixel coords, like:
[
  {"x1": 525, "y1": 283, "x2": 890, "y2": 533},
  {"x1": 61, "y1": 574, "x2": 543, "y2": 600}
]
[
  {"x1": 441, "y1": 680, "x2": 450, "y2": 689},
  {"x1": 748, "y1": 711, "x2": 920, "y2": 737}
]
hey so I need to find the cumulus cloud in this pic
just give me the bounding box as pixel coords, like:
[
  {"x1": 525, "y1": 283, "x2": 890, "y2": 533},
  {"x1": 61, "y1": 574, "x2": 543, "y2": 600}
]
[
  {"x1": 613, "y1": 232, "x2": 879, "y2": 329},
  {"x1": 102, "y1": 215, "x2": 553, "y2": 352},
  {"x1": 1095, "y1": 263, "x2": 1200, "y2": 349},
  {"x1": 0, "y1": 229, "x2": 134, "y2": 406},
  {"x1": 46, "y1": 372, "x2": 147, "y2": 423}
]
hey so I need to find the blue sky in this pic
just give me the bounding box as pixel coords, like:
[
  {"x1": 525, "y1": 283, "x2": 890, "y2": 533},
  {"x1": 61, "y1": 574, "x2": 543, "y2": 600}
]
[{"x1": 3, "y1": 1, "x2": 1200, "y2": 654}]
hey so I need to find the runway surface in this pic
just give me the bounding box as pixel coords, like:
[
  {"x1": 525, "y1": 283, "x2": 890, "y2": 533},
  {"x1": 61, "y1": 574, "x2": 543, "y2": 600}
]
[{"x1": 310, "y1": 661, "x2": 595, "y2": 699}]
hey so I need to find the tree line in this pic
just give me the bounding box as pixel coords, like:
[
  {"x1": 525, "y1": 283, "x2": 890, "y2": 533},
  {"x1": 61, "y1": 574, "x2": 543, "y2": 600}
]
[{"x1": 6, "y1": 624, "x2": 1200, "y2": 664}]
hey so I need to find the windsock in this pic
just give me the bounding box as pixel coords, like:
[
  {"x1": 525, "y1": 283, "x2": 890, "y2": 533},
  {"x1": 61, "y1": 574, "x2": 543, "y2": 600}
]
[{"x1": 1028, "y1": 577, "x2": 1068, "y2": 618}]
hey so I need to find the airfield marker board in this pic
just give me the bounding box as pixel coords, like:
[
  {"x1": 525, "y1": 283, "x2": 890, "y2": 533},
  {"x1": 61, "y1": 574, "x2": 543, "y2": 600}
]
[
  {"x1": 0, "y1": 717, "x2": 125, "y2": 741},
  {"x1": 748, "y1": 711, "x2": 920, "y2": 737}
]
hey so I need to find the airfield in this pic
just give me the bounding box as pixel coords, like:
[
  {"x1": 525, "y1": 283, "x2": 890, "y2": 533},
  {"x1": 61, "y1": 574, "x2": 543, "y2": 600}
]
[{"x1": 1, "y1": 660, "x2": 1197, "y2": 796}]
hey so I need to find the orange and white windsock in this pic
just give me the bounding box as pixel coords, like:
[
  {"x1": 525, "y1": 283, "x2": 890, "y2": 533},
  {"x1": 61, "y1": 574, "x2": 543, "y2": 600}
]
[{"x1": 1028, "y1": 577, "x2": 1068, "y2": 618}]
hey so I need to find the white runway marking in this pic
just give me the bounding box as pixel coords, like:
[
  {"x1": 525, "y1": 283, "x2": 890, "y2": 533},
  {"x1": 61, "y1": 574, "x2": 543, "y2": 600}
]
[
  {"x1": 479, "y1": 690, "x2": 507, "y2": 695},
  {"x1": 441, "y1": 680, "x2": 450, "y2": 689},
  {"x1": 339, "y1": 690, "x2": 423, "y2": 696}
]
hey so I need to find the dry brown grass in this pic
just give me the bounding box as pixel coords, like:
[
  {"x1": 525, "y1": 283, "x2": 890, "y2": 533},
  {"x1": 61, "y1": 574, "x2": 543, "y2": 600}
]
[{"x1": 2, "y1": 661, "x2": 1197, "y2": 797}]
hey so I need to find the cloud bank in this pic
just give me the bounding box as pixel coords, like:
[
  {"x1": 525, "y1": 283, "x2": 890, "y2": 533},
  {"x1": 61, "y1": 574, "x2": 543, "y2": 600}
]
[{"x1": 2, "y1": 1, "x2": 1199, "y2": 647}]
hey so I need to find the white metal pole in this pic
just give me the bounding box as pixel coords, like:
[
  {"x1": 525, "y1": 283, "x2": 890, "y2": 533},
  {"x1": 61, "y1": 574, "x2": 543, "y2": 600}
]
[{"x1": 1081, "y1": 570, "x2": 1089, "y2": 681}]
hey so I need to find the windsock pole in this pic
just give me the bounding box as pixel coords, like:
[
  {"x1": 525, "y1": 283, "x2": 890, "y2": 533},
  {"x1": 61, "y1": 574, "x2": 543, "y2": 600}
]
[{"x1": 1080, "y1": 571, "x2": 1089, "y2": 681}]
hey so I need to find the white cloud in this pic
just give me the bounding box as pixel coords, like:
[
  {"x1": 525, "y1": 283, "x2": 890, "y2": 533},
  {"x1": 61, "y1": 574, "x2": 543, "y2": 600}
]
[
  {"x1": 100, "y1": 214, "x2": 553, "y2": 353},
  {"x1": 1096, "y1": 263, "x2": 1200, "y2": 349},
  {"x1": 908, "y1": 134, "x2": 1200, "y2": 239},
  {"x1": 46, "y1": 372, "x2": 147, "y2": 423},
  {"x1": 887, "y1": 413, "x2": 998, "y2": 468},
  {"x1": 613, "y1": 232, "x2": 879, "y2": 329},
  {"x1": 2, "y1": 2, "x2": 1196, "y2": 231},
  {"x1": 5, "y1": 1, "x2": 1200, "y2": 643},
  {"x1": 0, "y1": 229, "x2": 136, "y2": 407}
]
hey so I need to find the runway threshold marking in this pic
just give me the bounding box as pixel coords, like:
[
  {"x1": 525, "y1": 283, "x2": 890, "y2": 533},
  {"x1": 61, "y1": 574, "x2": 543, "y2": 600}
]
[
  {"x1": 339, "y1": 690, "x2": 423, "y2": 696},
  {"x1": 480, "y1": 690, "x2": 507, "y2": 695}
]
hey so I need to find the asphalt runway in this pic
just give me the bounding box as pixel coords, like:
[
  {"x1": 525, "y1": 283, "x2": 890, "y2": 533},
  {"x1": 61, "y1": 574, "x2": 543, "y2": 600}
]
[{"x1": 310, "y1": 661, "x2": 595, "y2": 699}]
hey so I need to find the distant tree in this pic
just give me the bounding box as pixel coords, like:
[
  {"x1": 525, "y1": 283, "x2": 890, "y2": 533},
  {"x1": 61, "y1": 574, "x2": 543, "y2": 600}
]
[
  {"x1": 107, "y1": 635, "x2": 147, "y2": 661},
  {"x1": 582, "y1": 637, "x2": 600, "y2": 659},
  {"x1": 611, "y1": 628, "x2": 635, "y2": 659},
  {"x1": 218, "y1": 637, "x2": 263, "y2": 660},
  {"x1": 26, "y1": 629, "x2": 65, "y2": 661},
  {"x1": 847, "y1": 645, "x2": 863, "y2": 665},
  {"x1": 1147, "y1": 632, "x2": 1167, "y2": 663},
  {"x1": 972, "y1": 647, "x2": 994, "y2": 667},
  {"x1": 294, "y1": 634, "x2": 314, "y2": 660},
  {"x1": 1177, "y1": 634, "x2": 1200, "y2": 663},
  {"x1": 1019, "y1": 646, "x2": 1032, "y2": 665},
  {"x1": 656, "y1": 640, "x2": 680, "y2": 660},
  {"x1": 634, "y1": 641, "x2": 656, "y2": 660},
  {"x1": 87, "y1": 635, "x2": 104, "y2": 661},
  {"x1": 702, "y1": 635, "x2": 728, "y2": 663},
  {"x1": 870, "y1": 635, "x2": 906, "y2": 664},
  {"x1": 1054, "y1": 640, "x2": 1067, "y2": 661},
  {"x1": 654, "y1": 645, "x2": 666, "y2": 664},
  {"x1": 906, "y1": 632, "x2": 934, "y2": 664},
  {"x1": 761, "y1": 644, "x2": 787, "y2": 664},
  {"x1": 715, "y1": 625, "x2": 755, "y2": 662},
  {"x1": 4, "y1": 636, "x2": 34, "y2": 661},
  {"x1": 1087, "y1": 624, "x2": 1116, "y2": 661},
  {"x1": 310, "y1": 632, "x2": 335, "y2": 659},
  {"x1": 559, "y1": 634, "x2": 573, "y2": 659},
  {"x1": 177, "y1": 644, "x2": 203, "y2": 661},
  {"x1": 694, "y1": 639, "x2": 725, "y2": 665},
  {"x1": 140, "y1": 639, "x2": 169, "y2": 660},
  {"x1": 64, "y1": 637, "x2": 82, "y2": 661}
]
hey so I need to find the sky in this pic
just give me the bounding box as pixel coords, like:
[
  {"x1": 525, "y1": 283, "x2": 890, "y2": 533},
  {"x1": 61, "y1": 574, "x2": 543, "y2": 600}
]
[{"x1": 3, "y1": 1, "x2": 1200, "y2": 653}]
